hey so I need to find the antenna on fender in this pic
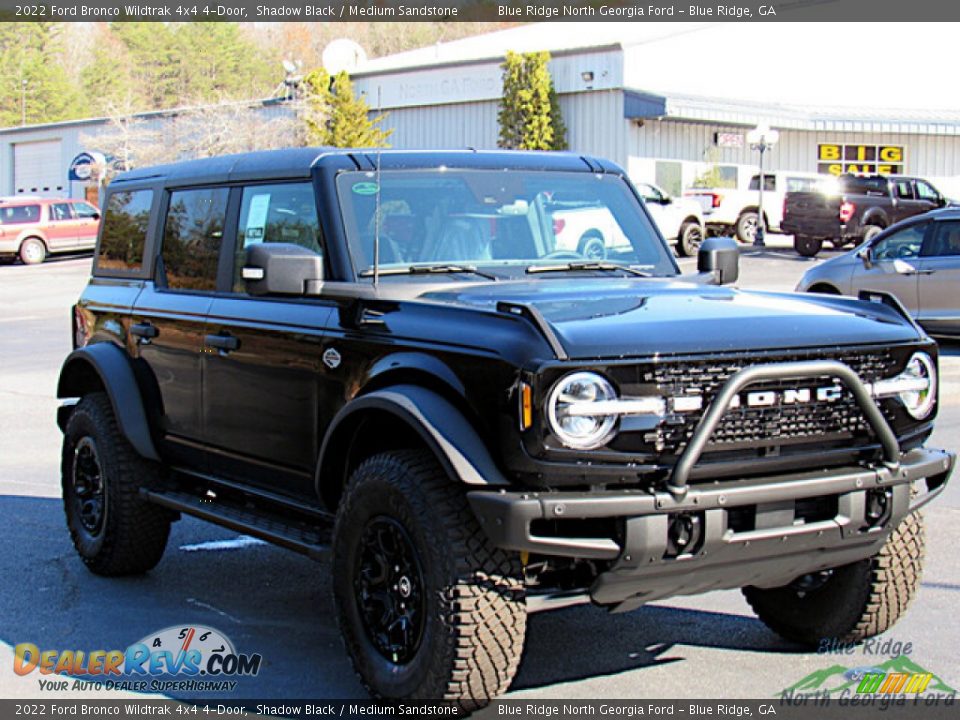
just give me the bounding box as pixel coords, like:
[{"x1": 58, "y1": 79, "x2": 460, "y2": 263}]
[{"x1": 373, "y1": 86, "x2": 383, "y2": 288}]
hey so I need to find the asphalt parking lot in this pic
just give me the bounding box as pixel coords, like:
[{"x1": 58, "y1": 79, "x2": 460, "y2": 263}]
[{"x1": 1, "y1": 238, "x2": 957, "y2": 701}]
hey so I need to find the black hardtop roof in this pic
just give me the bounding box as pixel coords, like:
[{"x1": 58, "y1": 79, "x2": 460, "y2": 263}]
[{"x1": 108, "y1": 148, "x2": 621, "y2": 187}]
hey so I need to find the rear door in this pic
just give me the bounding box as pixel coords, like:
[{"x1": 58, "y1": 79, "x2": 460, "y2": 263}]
[
  {"x1": 889, "y1": 179, "x2": 928, "y2": 223},
  {"x1": 916, "y1": 219, "x2": 960, "y2": 336},
  {"x1": 852, "y1": 221, "x2": 930, "y2": 314},
  {"x1": 48, "y1": 202, "x2": 80, "y2": 250},
  {"x1": 131, "y1": 186, "x2": 229, "y2": 467},
  {"x1": 203, "y1": 181, "x2": 334, "y2": 497}
]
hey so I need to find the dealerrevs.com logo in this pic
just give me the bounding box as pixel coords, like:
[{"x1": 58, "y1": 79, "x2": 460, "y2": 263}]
[{"x1": 14, "y1": 625, "x2": 262, "y2": 693}]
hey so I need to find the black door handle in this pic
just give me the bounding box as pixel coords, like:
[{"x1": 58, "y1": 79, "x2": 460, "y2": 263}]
[
  {"x1": 130, "y1": 322, "x2": 158, "y2": 341},
  {"x1": 205, "y1": 333, "x2": 240, "y2": 353}
]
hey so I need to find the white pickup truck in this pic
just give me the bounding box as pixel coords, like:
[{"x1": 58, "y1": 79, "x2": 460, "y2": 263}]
[{"x1": 685, "y1": 171, "x2": 829, "y2": 243}]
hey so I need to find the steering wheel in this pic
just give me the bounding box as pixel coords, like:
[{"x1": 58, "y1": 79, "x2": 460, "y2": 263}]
[
  {"x1": 542, "y1": 250, "x2": 585, "y2": 260},
  {"x1": 897, "y1": 245, "x2": 918, "y2": 259}
]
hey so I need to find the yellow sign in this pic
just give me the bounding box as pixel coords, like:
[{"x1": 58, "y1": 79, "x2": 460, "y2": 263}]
[{"x1": 817, "y1": 144, "x2": 904, "y2": 176}]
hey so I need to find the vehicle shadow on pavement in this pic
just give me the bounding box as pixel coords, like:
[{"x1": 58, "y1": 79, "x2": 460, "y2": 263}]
[{"x1": 512, "y1": 603, "x2": 798, "y2": 691}]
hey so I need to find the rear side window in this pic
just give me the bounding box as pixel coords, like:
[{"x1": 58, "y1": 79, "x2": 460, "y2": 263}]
[
  {"x1": 0, "y1": 204, "x2": 41, "y2": 224},
  {"x1": 233, "y1": 182, "x2": 321, "y2": 291},
  {"x1": 160, "y1": 187, "x2": 229, "y2": 292},
  {"x1": 97, "y1": 190, "x2": 153, "y2": 274}
]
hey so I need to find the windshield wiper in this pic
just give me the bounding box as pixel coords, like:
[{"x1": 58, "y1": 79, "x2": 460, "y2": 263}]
[
  {"x1": 526, "y1": 261, "x2": 652, "y2": 278},
  {"x1": 360, "y1": 264, "x2": 500, "y2": 281}
]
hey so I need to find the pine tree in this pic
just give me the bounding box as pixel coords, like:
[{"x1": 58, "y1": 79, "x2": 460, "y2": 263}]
[
  {"x1": 301, "y1": 69, "x2": 391, "y2": 148},
  {"x1": 497, "y1": 50, "x2": 567, "y2": 151}
]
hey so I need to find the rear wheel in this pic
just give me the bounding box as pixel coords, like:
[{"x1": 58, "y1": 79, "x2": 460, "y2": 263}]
[
  {"x1": 677, "y1": 221, "x2": 704, "y2": 257},
  {"x1": 743, "y1": 511, "x2": 925, "y2": 646},
  {"x1": 19, "y1": 237, "x2": 46, "y2": 265},
  {"x1": 794, "y1": 235, "x2": 823, "y2": 258},
  {"x1": 735, "y1": 212, "x2": 759, "y2": 244},
  {"x1": 62, "y1": 393, "x2": 171, "y2": 576},
  {"x1": 333, "y1": 450, "x2": 526, "y2": 709}
]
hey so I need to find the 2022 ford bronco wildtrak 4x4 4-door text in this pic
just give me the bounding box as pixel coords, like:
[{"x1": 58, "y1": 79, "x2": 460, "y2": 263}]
[{"x1": 58, "y1": 149, "x2": 953, "y2": 707}]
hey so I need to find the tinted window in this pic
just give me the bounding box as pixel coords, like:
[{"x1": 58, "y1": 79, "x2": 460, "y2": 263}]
[
  {"x1": 893, "y1": 180, "x2": 914, "y2": 200},
  {"x1": 873, "y1": 223, "x2": 927, "y2": 260},
  {"x1": 0, "y1": 204, "x2": 41, "y2": 224},
  {"x1": 841, "y1": 175, "x2": 888, "y2": 196},
  {"x1": 233, "y1": 182, "x2": 321, "y2": 291},
  {"x1": 51, "y1": 203, "x2": 74, "y2": 221},
  {"x1": 97, "y1": 190, "x2": 153, "y2": 273},
  {"x1": 748, "y1": 175, "x2": 776, "y2": 192},
  {"x1": 923, "y1": 221, "x2": 960, "y2": 257},
  {"x1": 161, "y1": 188, "x2": 229, "y2": 291}
]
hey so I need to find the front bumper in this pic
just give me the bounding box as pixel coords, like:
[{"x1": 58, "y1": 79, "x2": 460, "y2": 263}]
[{"x1": 468, "y1": 446, "x2": 954, "y2": 610}]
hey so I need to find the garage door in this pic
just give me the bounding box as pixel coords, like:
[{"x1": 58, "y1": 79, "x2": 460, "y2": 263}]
[{"x1": 14, "y1": 140, "x2": 64, "y2": 198}]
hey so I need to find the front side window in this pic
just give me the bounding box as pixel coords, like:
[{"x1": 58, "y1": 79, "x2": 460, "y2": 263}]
[
  {"x1": 97, "y1": 190, "x2": 153, "y2": 274},
  {"x1": 0, "y1": 204, "x2": 41, "y2": 224},
  {"x1": 233, "y1": 182, "x2": 322, "y2": 292},
  {"x1": 73, "y1": 202, "x2": 99, "y2": 219},
  {"x1": 916, "y1": 180, "x2": 940, "y2": 203},
  {"x1": 636, "y1": 183, "x2": 663, "y2": 203},
  {"x1": 161, "y1": 187, "x2": 229, "y2": 292},
  {"x1": 336, "y1": 170, "x2": 676, "y2": 278},
  {"x1": 872, "y1": 223, "x2": 927, "y2": 261}
]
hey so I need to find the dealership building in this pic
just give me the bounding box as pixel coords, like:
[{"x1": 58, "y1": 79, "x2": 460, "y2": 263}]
[{"x1": 5, "y1": 22, "x2": 960, "y2": 202}]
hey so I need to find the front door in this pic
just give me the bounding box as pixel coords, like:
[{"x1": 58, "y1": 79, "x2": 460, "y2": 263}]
[
  {"x1": 853, "y1": 221, "x2": 929, "y2": 314},
  {"x1": 202, "y1": 181, "x2": 333, "y2": 497},
  {"x1": 917, "y1": 220, "x2": 960, "y2": 336}
]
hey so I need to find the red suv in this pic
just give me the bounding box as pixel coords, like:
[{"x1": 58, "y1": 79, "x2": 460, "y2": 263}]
[{"x1": 0, "y1": 197, "x2": 100, "y2": 265}]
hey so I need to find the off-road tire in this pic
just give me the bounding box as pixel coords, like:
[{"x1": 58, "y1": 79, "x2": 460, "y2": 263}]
[
  {"x1": 677, "y1": 221, "x2": 704, "y2": 257},
  {"x1": 19, "y1": 237, "x2": 47, "y2": 265},
  {"x1": 794, "y1": 235, "x2": 824, "y2": 258},
  {"x1": 62, "y1": 393, "x2": 171, "y2": 576},
  {"x1": 333, "y1": 450, "x2": 526, "y2": 709},
  {"x1": 735, "y1": 212, "x2": 759, "y2": 244},
  {"x1": 743, "y1": 511, "x2": 925, "y2": 646}
]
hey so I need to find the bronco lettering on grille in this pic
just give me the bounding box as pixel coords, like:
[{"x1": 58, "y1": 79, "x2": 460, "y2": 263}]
[{"x1": 728, "y1": 384, "x2": 844, "y2": 409}]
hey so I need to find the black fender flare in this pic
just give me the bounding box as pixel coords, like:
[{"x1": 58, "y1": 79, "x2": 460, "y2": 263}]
[
  {"x1": 860, "y1": 208, "x2": 888, "y2": 229},
  {"x1": 57, "y1": 344, "x2": 160, "y2": 462},
  {"x1": 315, "y1": 384, "x2": 508, "y2": 501}
]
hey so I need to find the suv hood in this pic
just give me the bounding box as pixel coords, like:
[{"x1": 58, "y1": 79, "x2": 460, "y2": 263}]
[{"x1": 420, "y1": 278, "x2": 921, "y2": 359}]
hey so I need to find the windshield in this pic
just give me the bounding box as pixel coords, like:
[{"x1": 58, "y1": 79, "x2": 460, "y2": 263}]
[{"x1": 335, "y1": 169, "x2": 677, "y2": 279}]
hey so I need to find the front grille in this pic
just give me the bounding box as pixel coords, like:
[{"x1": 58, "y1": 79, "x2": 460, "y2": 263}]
[{"x1": 645, "y1": 348, "x2": 899, "y2": 457}]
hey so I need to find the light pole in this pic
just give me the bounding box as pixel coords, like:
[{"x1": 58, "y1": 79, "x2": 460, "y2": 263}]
[{"x1": 746, "y1": 125, "x2": 779, "y2": 247}]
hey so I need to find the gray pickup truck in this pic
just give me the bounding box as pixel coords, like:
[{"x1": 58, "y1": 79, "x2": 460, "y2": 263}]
[{"x1": 783, "y1": 174, "x2": 948, "y2": 257}]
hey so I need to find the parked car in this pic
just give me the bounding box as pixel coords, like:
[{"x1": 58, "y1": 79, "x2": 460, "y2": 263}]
[
  {"x1": 685, "y1": 171, "x2": 826, "y2": 242},
  {"x1": 783, "y1": 174, "x2": 948, "y2": 257},
  {"x1": 0, "y1": 197, "x2": 100, "y2": 264},
  {"x1": 57, "y1": 149, "x2": 952, "y2": 707},
  {"x1": 635, "y1": 182, "x2": 705, "y2": 256},
  {"x1": 797, "y1": 208, "x2": 960, "y2": 337}
]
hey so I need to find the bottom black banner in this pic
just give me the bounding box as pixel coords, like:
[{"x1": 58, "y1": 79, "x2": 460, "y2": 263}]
[{"x1": 2, "y1": 698, "x2": 958, "y2": 719}]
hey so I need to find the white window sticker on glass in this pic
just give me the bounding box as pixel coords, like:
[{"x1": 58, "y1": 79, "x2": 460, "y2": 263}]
[{"x1": 244, "y1": 194, "x2": 271, "y2": 245}]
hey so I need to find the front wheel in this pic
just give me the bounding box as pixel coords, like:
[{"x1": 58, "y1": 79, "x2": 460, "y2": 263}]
[
  {"x1": 743, "y1": 511, "x2": 925, "y2": 646},
  {"x1": 333, "y1": 450, "x2": 526, "y2": 709},
  {"x1": 62, "y1": 393, "x2": 172, "y2": 575},
  {"x1": 677, "y1": 221, "x2": 704, "y2": 257},
  {"x1": 794, "y1": 235, "x2": 823, "y2": 258}
]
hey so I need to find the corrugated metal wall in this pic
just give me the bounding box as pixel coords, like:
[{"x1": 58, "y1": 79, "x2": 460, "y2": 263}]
[{"x1": 380, "y1": 90, "x2": 628, "y2": 166}]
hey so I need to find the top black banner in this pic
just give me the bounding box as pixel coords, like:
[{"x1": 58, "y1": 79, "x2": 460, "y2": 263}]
[{"x1": 0, "y1": 0, "x2": 957, "y2": 22}]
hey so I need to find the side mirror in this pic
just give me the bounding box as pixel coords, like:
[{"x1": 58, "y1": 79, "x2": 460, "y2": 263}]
[
  {"x1": 660, "y1": 195, "x2": 673, "y2": 205},
  {"x1": 91, "y1": 212, "x2": 100, "y2": 220},
  {"x1": 697, "y1": 236, "x2": 739, "y2": 285},
  {"x1": 242, "y1": 243, "x2": 323, "y2": 296},
  {"x1": 856, "y1": 245, "x2": 872, "y2": 269}
]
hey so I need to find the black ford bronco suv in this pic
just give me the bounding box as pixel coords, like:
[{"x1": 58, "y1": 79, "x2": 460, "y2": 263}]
[{"x1": 58, "y1": 149, "x2": 953, "y2": 706}]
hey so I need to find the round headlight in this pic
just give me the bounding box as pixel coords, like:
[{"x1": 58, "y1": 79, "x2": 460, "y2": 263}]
[
  {"x1": 547, "y1": 372, "x2": 618, "y2": 450},
  {"x1": 899, "y1": 352, "x2": 937, "y2": 420}
]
